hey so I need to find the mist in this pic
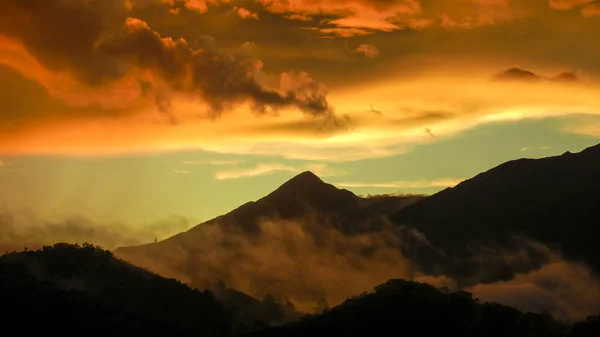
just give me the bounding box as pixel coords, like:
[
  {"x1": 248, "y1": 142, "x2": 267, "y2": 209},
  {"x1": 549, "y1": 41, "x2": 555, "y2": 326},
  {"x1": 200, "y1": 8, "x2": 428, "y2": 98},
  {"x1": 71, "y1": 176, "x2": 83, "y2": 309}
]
[
  {"x1": 0, "y1": 209, "x2": 193, "y2": 252},
  {"x1": 115, "y1": 212, "x2": 600, "y2": 322}
]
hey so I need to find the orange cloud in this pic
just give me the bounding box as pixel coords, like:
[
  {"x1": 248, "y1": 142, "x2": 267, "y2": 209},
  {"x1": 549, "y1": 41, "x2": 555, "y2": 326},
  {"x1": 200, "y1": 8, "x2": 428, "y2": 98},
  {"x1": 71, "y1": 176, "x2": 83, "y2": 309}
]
[
  {"x1": 159, "y1": 0, "x2": 229, "y2": 14},
  {"x1": 184, "y1": 0, "x2": 209, "y2": 13},
  {"x1": 582, "y1": 2, "x2": 600, "y2": 16},
  {"x1": 0, "y1": 0, "x2": 334, "y2": 127},
  {"x1": 257, "y1": 0, "x2": 523, "y2": 36},
  {"x1": 258, "y1": 0, "x2": 422, "y2": 33},
  {"x1": 237, "y1": 7, "x2": 259, "y2": 20},
  {"x1": 2, "y1": 67, "x2": 600, "y2": 161},
  {"x1": 549, "y1": 0, "x2": 592, "y2": 10},
  {"x1": 355, "y1": 44, "x2": 380, "y2": 58},
  {"x1": 548, "y1": 0, "x2": 600, "y2": 17}
]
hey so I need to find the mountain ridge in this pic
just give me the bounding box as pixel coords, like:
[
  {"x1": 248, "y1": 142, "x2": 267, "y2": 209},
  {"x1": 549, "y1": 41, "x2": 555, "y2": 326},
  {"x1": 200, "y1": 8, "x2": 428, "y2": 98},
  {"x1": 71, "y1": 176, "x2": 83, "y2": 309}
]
[{"x1": 391, "y1": 143, "x2": 600, "y2": 277}]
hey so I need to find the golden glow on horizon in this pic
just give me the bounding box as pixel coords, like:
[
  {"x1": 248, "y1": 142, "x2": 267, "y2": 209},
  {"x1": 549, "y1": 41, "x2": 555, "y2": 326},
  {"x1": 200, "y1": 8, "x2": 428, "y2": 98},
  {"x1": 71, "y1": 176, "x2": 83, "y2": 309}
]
[{"x1": 3, "y1": 71, "x2": 598, "y2": 161}]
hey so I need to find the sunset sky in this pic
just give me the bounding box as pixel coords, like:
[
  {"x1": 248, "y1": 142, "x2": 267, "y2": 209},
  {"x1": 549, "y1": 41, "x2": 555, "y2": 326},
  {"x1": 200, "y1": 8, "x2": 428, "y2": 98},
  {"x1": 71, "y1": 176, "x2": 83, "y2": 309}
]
[{"x1": 1, "y1": 0, "x2": 600, "y2": 244}]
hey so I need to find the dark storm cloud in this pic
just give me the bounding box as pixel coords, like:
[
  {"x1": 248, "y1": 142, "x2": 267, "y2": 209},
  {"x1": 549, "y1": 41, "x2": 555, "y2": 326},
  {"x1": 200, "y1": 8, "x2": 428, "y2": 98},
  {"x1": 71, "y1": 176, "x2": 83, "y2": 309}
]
[
  {"x1": 493, "y1": 67, "x2": 543, "y2": 82},
  {"x1": 493, "y1": 67, "x2": 580, "y2": 83},
  {"x1": 0, "y1": 0, "x2": 333, "y2": 117}
]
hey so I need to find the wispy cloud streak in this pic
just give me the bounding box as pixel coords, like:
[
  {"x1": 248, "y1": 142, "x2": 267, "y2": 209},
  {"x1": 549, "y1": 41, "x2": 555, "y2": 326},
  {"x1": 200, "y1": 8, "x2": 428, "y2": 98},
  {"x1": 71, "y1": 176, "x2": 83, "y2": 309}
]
[{"x1": 336, "y1": 178, "x2": 463, "y2": 189}]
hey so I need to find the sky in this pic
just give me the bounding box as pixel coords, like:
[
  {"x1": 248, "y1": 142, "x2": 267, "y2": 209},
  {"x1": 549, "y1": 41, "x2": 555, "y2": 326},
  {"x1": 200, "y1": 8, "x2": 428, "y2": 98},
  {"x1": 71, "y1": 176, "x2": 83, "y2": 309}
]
[{"x1": 1, "y1": 0, "x2": 600, "y2": 247}]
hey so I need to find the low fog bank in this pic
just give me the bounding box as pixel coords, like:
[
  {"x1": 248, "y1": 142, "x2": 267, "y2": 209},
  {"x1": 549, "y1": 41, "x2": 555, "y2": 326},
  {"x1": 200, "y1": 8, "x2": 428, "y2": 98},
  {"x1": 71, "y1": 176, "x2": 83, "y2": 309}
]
[
  {"x1": 0, "y1": 210, "x2": 193, "y2": 252},
  {"x1": 118, "y1": 215, "x2": 418, "y2": 313},
  {"x1": 115, "y1": 214, "x2": 600, "y2": 322}
]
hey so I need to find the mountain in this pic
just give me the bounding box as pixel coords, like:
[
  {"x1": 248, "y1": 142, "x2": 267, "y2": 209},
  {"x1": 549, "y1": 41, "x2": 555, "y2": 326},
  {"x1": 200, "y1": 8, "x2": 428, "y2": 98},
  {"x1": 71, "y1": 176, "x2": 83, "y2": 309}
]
[
  {"x1": 391, "y1": 144, "x2": 600, "y2": 279},
  {"x1": 249, "y1": 279, "x2": 570, "y2": 337},
  {"x1": 115, "y1": 171, "x2": 424, "y2": 325},
  {"x1": 177, "y1": 170, "x2": 421, "y2": 235},
  {"x1": 1, "y1": 243, "x2": 231, "y2": 336},
  {"x1": 115, "y1": 143, "x2": 600, "y2": 324}
]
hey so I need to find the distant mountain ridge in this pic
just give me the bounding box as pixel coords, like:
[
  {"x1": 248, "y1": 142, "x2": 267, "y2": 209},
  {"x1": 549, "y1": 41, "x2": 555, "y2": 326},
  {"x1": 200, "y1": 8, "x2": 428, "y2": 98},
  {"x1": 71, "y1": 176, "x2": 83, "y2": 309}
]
[{"x1": 391, "y1": 143, "x2": 600, "y2": 277}]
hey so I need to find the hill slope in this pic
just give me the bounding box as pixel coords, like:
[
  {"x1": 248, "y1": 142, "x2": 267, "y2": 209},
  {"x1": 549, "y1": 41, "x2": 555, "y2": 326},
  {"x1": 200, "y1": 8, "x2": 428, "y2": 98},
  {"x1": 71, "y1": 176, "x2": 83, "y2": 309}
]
[
  {"x1": 0, "y1": 243, "x2": 232, "y2": 336},
  {"x1": 249, "y1": 279, "x2": 572, "y2": 337}
]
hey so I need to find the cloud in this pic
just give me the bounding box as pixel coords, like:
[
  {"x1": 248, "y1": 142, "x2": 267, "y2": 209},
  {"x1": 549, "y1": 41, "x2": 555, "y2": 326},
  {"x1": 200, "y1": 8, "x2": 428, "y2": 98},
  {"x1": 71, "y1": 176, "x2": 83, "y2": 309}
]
[
  {"x1": 184, "y1": 0, "x2": 210, "y2": 13},
  {"x1": 236, "y1": 7, "x2": 259, "y2": 20},
  {"x1": 318, "y1": 27, "x2": 372, "y2": 37},
  {"x1": 355, "y1": 44, "x2": 380, "y2": 58},
  {"x1": 468, "y1": 259, "x2": 600, "y2": 322},
  {"x1": 3, "y1": 199, "x2": 596, "y2": 322},
  {"x1": 158, "y1": 0, "x2": 227, "y2": 14},
  {"x1": 0, "y1": 0, "x2": 334, "y2": 122},
  {"x1": 494, "y1": 68, "x2": 581, "y2": 83},
  {"x1": 549, "y1": 0, "x2": 591, "y2": 10},
  {"x1": 549, "y1": 0, "x2": 600, "y2": 17},
  {"x1": 173, "y1": 169, "x2": 193, "y2": 174},
  {"x1": 560, "y1": 116, "x2": 600, "y2": 137},
  {"x1": 552, "y1": 71, "x2": 579, "y2": 82},
  {"x1": 257, "y1": 0, "x2": 422, "y2": 33},
  {"x1": 115, "y1": 208, "x2": 600, "y2": 321},
  {"x1": 582, "y1": 2, "x2": 600, "y2": 16},
  {"x1": 493, "y1": 68, "x2": 543, "y2": 82},
  {"x1": 336, "y1": 178, "x2": 464, "y2": 189},
  {"x1": 215, "y1": 163, "x2": 299, "y2": 179},
  {"x1": 1, "y1": 1, "x2": 600, "y2": 159},
  {"x1": 3, "y1": 67, "x2": 600, "y2": 161},
  {"x1": 213, "y1": 162, "x2": 345, "y2": 179},
  {"x1": 116, "y1": 216, "x2": 420, "y2": 313},
  {"x1": 0, "y1": 210, "x2": 193, "y2": 252},
  {"x1": 181, "y1": 160, "x2": 238, "y2": 165},
  {"x1": 519, "y1": 146, "x2": 551, "y2": 151},
  {"x1": 257, "y1": 0, "x2": 523, "y2": 36}
]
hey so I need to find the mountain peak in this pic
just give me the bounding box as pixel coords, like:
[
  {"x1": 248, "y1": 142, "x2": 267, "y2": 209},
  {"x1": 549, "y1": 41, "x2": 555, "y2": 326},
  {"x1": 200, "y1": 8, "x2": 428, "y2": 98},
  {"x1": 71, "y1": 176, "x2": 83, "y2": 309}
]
[
  {"x1": 262, "y1": 170, "x2": 359, "y2": 214},
  {"x1": 285, "y1": 171, "x2": 323, "y2": 185},
  {"x1": 269, "y1": 171, "x2": 328, "y2": 197}
]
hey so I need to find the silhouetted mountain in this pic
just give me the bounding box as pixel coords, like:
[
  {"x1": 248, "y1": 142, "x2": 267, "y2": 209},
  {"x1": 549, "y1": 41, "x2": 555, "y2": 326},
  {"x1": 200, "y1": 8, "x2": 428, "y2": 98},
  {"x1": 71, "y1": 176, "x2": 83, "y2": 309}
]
[
  {"x1": 115, "y1": 171, "x2": 424, "y2": 326},
  {"x1": 248, "y1": 279, "x2": 568, "y2": 337},
  {"x1": 392, "y1": 143, "x2": 600, "y2": 280},
  {"x1": 169, "y1": 170, "x2": 416, "y2": 236},
  {"x1": 0, "y1": 243, "x2": 231, "y2": 337},
  {"x1": 567, "y1": 315, "x2": 600, "y2": 337}
]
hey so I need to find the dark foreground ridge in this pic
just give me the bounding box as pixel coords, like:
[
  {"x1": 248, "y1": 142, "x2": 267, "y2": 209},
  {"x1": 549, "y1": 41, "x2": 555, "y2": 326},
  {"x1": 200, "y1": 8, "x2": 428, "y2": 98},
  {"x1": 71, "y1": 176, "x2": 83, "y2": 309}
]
[
  {"x1": 2, "y1": 244, "x2": 599, "y2": 337},
  {"x1": 250, "y1": 279, "x2": 588, "y2": 337},
  {"x1": 0, "y1": 243, "x2": 231, "y2": 337}
]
